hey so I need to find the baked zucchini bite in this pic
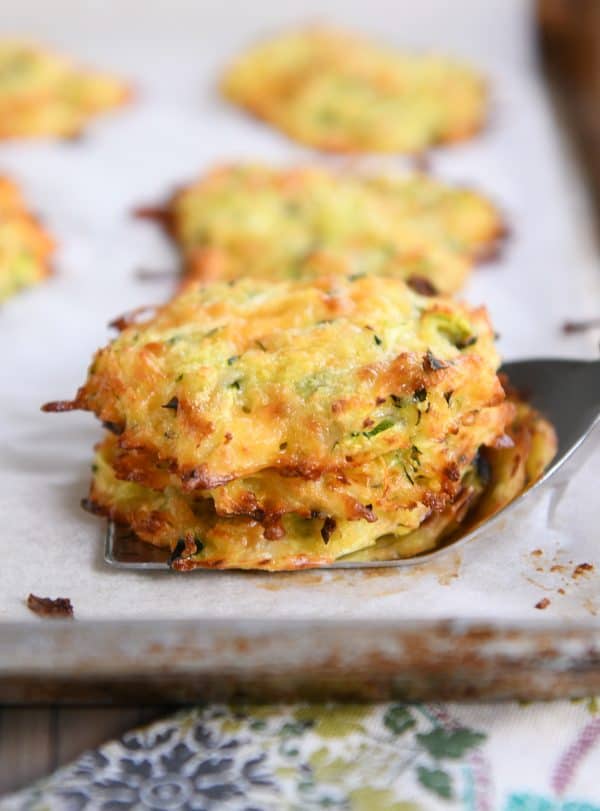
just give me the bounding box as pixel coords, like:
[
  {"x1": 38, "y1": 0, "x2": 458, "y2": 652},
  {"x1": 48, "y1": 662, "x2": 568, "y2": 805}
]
[
  {"x1": 88, "y1": 397, "x2": 556, "y2": 570},
  {"x1": 222, "y1": 27, "x2": 487, "y2": 154},
  {"x1": 0, "y1": 41, "x2": 129, "y2": 139},
  {"x1": 0, "y1": 178, "x2": 54, "y2": 302},
  {"x1": 44, "y1": 274, "x2": 556, "y2": 571},
  {"x1": 150, "y1": 164, "x2": 503, "y2": 295},
  {"x1": 60, "y1": 274, "x2": 507, "y2": 492},
  {"x1": 107, "y1": 398, "x2": 511, "y2": 526}
]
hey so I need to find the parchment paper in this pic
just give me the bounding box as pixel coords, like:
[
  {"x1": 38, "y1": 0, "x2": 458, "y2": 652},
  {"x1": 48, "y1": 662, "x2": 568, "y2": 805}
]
[{"x1": 0, "y1": 0, "x2": 598, "y2": 622}]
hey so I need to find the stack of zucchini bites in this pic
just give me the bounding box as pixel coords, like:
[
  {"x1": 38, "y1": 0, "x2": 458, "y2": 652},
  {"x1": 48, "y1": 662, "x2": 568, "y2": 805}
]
[{"x1": 38, "y1": 28, "x2": 557, "y2": 570}]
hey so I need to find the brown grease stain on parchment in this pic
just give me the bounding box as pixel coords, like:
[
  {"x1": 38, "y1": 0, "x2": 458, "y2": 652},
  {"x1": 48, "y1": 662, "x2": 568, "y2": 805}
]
[{"x1": 257, "y1": 551, "x2": 462, "y2": 592}]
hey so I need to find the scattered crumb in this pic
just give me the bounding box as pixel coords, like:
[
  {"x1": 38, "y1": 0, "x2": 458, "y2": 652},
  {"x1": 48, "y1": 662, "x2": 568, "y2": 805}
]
[
  {"x1": 27, "y1": 593, "x2": 74, "y2": 619},
  {"x1": 562, "y1": 317, "x2": 600, "y2": 334},
  {"x1": 536, "y1": 567, "x2": 544, "y2": 572},
  {"x1": 558, "y1": 588, "x2": 565, "y2": 595},
  {"x1": 573, "y1": 563, "x2": 594, "y2": 579},
  {"x1": 407, "y1": 275, "x2": 437, "y2": 296},
  {"x1": 530, "y1": 549, "x2": 543, "y2": 557},
  {"x1": 535, "y1": 598, "x2": 551, "y2": 610},
  {"x1": 550, "y1": 564, "x2": 567, "y2": 574}
]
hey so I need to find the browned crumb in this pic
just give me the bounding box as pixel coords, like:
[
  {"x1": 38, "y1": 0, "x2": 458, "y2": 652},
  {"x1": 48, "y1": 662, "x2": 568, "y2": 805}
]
[
  {"x1": 41, "y1": 400, "x2": 78, "y2": 413},
  {"x1": 27, "y1": 593, "x2": 73, "y2": 618},
  {"x1": 562, "y1": 317, "x2": 600, "y2": 334},
  {"x1": 535, "y1": 597, "x2": 551, "y2": 610},
  {"x1": 134, "y1": 205, "x2": 171, "y2": 225},
  {"x1": 109, "y1": 305, "x2": 157, "y2": 332},
  {"x1": 321, "y1": 516, "x2": 337, "y2": 544},
  {"x1": 558, "y1": 588, "x2": 566, "y2": 595},
  {"x1": 573, "y1": 563, "x2": 594, "y2": 578},
  {"x1": 530, "y1": 549, "x2": 543, "y2": 557},
  {"x1": 407, "y1": 275, "x2": 437, "y2": 296}
]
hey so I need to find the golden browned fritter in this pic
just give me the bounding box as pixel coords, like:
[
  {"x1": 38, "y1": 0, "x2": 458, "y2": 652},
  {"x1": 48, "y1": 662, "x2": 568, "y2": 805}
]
[
  {"x1": 44, "y1": 270, "x2": 557, "y2": 570},
  {"x1": 0, "y1": 41, "x2": 129, "y2": 139},
  {"x1": 90, "y1": 435, "x2": 427, "y2": 568},
  {"x1": 87, "y1": 398, "x2": 556, "y2": 570},
  {"x1": 107, "y1": 397, "x2": 512, "y2": 526},
  {"x1": 151, "y1": 164, "x2": 503, "y2": 295},
  {"x1": 222, "y1": 28, "x2": 487, "y2": 154},
  {"x1": 0, "y1": 177, "x2": 54, "y2": 302},
  {"x1": 50, "y1": 275, "x2": 508, "y2": 507}
]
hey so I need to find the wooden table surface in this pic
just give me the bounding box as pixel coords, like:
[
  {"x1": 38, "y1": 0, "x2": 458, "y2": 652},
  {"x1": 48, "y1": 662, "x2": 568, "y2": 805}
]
[{"x1": 0, "y1": 706, "x2": 173, "y2": 797}]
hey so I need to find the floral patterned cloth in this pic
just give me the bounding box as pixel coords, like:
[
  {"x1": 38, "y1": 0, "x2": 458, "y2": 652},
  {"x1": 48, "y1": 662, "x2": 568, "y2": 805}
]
[{"x1": 2, "y1": 701, "x2": 600, "y2": 810}]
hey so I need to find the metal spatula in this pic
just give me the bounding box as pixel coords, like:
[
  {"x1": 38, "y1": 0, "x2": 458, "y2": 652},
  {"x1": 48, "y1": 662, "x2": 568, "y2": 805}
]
[{"x1": 105, "y1": 357, "x2": 600, "y2": 571}]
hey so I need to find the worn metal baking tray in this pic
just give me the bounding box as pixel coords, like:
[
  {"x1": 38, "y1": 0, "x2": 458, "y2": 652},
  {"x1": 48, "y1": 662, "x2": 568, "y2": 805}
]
[{"x1": 1, "y1": 0, "x2": 599, "y2": 703}]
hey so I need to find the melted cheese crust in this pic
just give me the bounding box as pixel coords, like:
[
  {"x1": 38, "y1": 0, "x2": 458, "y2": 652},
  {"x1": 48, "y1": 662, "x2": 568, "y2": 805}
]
[
  {"x1": 71, "y1": 276, "x2": 506, "y2": 509},
  {"x1": 0, "y1": 41, "x2": 129, "y2": 138},
  {"x1": 91, "y1": 437, "x2": 425, "y2": 569},
  {"x1": 109, "y1": 397, "x2": 513, "y2": 523},
  {"x1": 166, "y1": 165, "x2": 503, "y2": 295},
  {"x1": 0, "y1": 177, "x2": 54, "y2": 301},
  {"x1": 89, "y1": 399, "x2": 556, "y2": 570},
  {"x1": 222, "y1": 28, "x2": 487, "y2": 154}
]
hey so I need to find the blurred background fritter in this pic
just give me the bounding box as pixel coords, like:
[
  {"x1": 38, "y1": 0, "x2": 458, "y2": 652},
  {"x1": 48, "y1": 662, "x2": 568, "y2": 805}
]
[
  {"x1": 0, "y1": 40, "x2": 129, "y2": 139},
  {"x1": 222, "y1": 27, "x2": 487, "y2": 153},
  {"x1": 143, "y1": 164, "x2": 504, "y2": 295},
  {"x1": 0, "y1": 177, "x2": 54, "y2": 302}
]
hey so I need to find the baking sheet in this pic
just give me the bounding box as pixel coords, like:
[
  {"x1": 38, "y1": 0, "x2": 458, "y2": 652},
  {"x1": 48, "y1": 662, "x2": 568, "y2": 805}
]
[{"x1": 0, "y1": 0, "x2": 599, "y2": 633}]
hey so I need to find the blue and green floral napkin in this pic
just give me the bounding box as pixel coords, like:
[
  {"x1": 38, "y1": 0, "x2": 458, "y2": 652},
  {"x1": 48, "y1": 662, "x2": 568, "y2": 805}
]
[{"x1": 3, "y1": 701, "x2": 600, "y2": 810}]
